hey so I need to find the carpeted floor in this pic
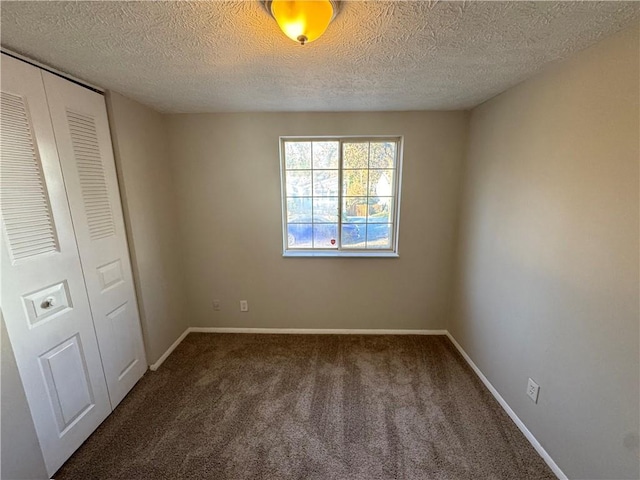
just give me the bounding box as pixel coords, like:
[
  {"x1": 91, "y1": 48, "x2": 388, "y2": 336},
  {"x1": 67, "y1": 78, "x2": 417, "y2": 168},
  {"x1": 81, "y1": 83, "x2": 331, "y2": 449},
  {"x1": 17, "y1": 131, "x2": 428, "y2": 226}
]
[{"x1": 55, "y1": 333, "x2": 556, "y2": 479}]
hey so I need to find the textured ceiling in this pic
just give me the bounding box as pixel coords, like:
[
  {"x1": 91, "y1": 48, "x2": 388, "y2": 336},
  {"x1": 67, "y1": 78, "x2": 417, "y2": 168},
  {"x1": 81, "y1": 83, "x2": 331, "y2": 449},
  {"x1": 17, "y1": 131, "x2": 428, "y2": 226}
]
[{"x1": 1, "y1": 1, "x2": 638, "y2": 113}]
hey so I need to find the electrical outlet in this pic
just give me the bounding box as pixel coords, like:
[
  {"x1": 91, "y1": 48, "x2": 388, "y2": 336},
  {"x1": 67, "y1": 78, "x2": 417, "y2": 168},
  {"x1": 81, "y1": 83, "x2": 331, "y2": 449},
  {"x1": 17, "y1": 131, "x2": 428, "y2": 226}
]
[
  {"x1": 527, "y1": 378, "x2": 540, "y2": 403},
  {"x1": 240, "y1": 300, "x2": 249, "y2": 312},
  {"x1": 212, "y1": 299, "x2": 221, "y2": 311}
]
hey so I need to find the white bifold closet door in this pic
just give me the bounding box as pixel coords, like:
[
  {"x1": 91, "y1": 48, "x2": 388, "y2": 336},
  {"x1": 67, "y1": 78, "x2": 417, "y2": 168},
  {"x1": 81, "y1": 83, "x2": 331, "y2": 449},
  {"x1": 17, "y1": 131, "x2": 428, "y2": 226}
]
[
  {"x1": 0, "y1": 55, "x2": 146, "y2": 476},
  {"x1": 0, "y1": 55, "x2": 112, "y2": 475},
  {"x1": 42, "y1": 71, "x2": 146, "y2": 409}
]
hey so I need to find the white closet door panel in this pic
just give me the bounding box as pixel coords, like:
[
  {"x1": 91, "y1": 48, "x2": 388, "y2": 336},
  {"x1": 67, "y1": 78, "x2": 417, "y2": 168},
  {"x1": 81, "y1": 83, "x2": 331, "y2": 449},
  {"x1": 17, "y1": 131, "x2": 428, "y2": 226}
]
[
  {"x1": 42, "y1": 72, "x2": 147, "y2": 408},
  {"x1": 0, "y1": 54, "x2": 111, "y2": 476}
]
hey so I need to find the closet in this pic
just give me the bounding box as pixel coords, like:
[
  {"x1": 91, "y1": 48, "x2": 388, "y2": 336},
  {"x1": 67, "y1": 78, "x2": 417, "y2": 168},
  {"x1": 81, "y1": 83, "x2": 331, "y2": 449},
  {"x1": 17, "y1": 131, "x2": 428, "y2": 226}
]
[{"x1": 0, "y1": 54, "x2": 146, "y2": 476}]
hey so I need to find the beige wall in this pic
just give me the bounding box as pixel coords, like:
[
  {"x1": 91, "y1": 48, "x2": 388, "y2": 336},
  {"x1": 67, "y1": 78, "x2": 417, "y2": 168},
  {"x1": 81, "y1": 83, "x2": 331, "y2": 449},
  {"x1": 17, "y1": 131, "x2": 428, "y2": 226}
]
[
  {"x1": 451, "y1": 23, "x2": 639, "y2": 480},
  {"x1": 106, "y1": 92, "x2": 188, "y2": 364},
  {"x1": 1, "y1": 316, "x2": 47, "y2": 480},
  {"x1": 167, "y1": 112, "x2": 468, "y2": 330}
]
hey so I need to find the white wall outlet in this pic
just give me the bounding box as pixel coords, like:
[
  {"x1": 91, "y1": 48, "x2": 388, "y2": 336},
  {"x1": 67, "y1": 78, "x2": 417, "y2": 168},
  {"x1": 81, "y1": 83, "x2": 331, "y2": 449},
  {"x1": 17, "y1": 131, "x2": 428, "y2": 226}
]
[
  {"x1": 240, "y1": 300, "x2": 249, "y2": 312},
  {"x1": 212, "y1": 299, "x2": 221, "y2": 311},
  {"x1": 527, "y1": 378, "x2": 540, "y2": 403}
]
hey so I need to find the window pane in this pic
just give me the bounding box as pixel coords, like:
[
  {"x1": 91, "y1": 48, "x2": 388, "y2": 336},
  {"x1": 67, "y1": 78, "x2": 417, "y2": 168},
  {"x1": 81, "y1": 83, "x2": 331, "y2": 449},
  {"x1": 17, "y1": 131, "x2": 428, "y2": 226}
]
[
  {"x1": 313, "y1": 170, "x2": 339, "y2": 196},
  {"x1": 285, "y1": 142, "x2": 311, "y2": 169},
  {"x1": 369, "y1": 142, "x2": 396, "y2": 169},
  {"x1": 368, "y1": 169, "x2": 394, "y2": 196},
  {"x1": 341, "y1": 224, "x2": 364, "y2": 249},
  {"x1": 287, "y1": 224, "x2": 313, "y2": 248},
  {"x1": 313, "y1": 197, "x2": 338, "y2": 223},
  {"x1": 366, "y1": 224, "x2": 392, "y2": 249},
  {"x1": 286, "y1": 171, "x2": 312, "y2": 197},
  {"x1": 343, "y1": 142, "x2": 369, "y2": 169},
  {"x1": 286, "y1": 197, "x2": 312, "y2": 222},
  {"x1": 312, "y1": 141, "x2": 339, "y2": 169},
  {"x1": 342, "y1": 197, "x2": 367, "y2": 219},
  {"x1": 282, "y1": 137, "x2": 400, "y2": 253},
  {"x1": 342, "y1": 169, "x2": 368, "y2": 197},
  {"x1": 367, "y1": 197, "x2": 393, "y2": 223},
  {"x1": 313, "y1": 224, "x2": 338, "y2": 248}
]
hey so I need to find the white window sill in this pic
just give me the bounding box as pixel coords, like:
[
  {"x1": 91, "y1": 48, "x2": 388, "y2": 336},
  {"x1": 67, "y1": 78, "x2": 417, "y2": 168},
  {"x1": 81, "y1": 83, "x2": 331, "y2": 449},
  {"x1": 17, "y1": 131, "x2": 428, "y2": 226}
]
[{"x1": 283, "y1": 251, "x2": 399, "y2": 258}]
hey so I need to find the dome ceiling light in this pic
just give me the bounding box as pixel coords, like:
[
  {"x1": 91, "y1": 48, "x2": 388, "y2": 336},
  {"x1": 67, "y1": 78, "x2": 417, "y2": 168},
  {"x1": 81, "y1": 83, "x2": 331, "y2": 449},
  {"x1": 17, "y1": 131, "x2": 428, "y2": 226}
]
[{"x1": 263, "y1": 0, "x2": 340, "y2": 45}]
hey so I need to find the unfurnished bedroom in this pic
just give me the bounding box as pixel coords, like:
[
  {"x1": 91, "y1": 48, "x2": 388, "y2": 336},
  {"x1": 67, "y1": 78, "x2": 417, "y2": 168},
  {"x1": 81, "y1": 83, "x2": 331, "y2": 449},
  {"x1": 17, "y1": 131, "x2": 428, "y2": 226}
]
[{"x1": 0, "y1": 2, "x2": 638, "y2": 479}]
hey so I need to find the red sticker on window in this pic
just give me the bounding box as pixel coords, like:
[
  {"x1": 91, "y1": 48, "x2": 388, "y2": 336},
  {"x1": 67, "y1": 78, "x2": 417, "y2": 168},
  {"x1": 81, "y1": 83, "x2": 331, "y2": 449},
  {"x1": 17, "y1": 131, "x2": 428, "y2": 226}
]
[{"x1": 331, "y1": 239, "x2": 336, "y2": 245}]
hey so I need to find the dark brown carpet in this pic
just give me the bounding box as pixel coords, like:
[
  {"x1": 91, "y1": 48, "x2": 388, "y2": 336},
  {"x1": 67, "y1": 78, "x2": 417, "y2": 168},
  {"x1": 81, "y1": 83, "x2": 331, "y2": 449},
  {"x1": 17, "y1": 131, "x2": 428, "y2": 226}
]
[{"x1": 55, "y1": 334, "x2": 556, "y2": 479}]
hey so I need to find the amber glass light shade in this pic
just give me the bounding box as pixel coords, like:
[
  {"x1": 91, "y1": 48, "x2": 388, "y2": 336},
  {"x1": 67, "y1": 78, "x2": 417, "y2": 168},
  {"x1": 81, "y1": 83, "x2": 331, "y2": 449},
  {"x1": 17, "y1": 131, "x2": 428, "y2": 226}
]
[{"x1": 270, "y1": 0, "x2": 334, "y2": 45}]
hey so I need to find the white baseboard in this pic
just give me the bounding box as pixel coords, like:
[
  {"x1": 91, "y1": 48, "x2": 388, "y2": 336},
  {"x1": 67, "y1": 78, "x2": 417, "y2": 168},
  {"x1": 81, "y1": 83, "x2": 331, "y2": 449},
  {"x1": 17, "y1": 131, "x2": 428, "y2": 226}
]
[
  {"x1": 445, "y1": 332, "x2": 567, "y2": 480},
  {"x1": 149, "y1": 328, "x2": 190, "y2": 371},
  {"x1": 189, "y1": 327, "x2": 447, "y2": 335}
]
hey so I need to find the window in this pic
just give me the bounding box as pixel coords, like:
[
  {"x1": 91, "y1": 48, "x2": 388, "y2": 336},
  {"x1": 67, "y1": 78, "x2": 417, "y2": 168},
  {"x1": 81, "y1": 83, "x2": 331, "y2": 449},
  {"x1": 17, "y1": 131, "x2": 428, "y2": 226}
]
[{"x1": 280, "y1": 137, "x2": 402, "y2": 257}]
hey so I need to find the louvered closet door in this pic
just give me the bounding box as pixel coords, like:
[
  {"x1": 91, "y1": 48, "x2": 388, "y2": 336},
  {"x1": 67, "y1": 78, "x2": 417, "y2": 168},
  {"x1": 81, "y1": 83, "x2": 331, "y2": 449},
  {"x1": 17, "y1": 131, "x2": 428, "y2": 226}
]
[
  {"x1": 0, "y1": 55, "x2": 111, "y2": 476},
  {"x1": 42, "y1": 72, "x2": 147, "y2": 409}
]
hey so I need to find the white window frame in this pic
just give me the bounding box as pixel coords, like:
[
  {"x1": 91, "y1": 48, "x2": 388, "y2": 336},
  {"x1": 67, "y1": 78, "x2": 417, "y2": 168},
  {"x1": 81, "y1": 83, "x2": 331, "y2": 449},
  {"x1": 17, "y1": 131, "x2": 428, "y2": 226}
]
[{"x1": 279, "y1": 135, "x2": 403, "y2": 258}]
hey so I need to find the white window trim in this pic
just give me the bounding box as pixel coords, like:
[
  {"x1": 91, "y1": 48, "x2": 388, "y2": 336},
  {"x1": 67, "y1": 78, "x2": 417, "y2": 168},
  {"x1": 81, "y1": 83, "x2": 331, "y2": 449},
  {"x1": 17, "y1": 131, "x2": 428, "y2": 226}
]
[{"x1": 279, "y1": 135, "x2": 404, "y2": 258}]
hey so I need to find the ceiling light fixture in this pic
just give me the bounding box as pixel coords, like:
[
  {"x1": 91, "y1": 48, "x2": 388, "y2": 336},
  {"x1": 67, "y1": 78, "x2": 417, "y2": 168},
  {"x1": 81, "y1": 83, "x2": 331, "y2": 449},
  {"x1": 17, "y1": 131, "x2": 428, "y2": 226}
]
[{"x1": 263, "y1": 0, "x2": 339, "y2": 45}]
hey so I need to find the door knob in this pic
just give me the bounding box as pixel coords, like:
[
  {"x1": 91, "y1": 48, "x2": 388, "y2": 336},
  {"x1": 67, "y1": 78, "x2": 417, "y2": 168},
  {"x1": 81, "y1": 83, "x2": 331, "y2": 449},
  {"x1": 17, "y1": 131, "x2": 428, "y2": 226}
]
[{"x1": 41, "y1": 297, "x2": 56, "y2": 309}]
